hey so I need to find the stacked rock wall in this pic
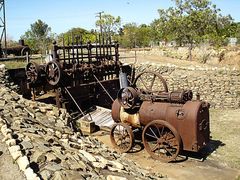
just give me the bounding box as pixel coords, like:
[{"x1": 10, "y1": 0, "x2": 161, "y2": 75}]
[{"x1": 135, "y1": 63, "x2": 240, "y2": 109}]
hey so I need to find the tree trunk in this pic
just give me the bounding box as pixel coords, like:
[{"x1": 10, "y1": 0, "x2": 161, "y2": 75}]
[{"x1": 188, "y1": 42, "x2": 193, "y2": 61}]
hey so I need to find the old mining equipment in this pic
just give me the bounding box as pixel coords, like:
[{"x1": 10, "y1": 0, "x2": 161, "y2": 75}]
[
  {"x1": 25, "y1": 35, "x2": 132, "y2": 113},
  {"x1": 111, "y1": 71, "x2": 210, "y2": 162},
  {"x1": 0, "y1": 39, "x2": 31, "y2": 57}
]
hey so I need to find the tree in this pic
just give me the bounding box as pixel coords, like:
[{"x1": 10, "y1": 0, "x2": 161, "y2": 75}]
[
  {"x1": 118, "y1": 23, "x2": 152, "y2": 48},
  {"x1": 152, "y1": 0, "x2": 233, "y2": 60},
  {"x1": 230, "y1": 22, "x2": 240, "y2": 44},
  {"x1": 58, "y1": 27, "x2": 96, "y2": 45},
  {"x1": 21, "y1": 19, "x2": 54, "y2": 54},
  {"x1": 119, "y1": 23, "x2": 138, "y2": 48},
  {"x1": 95, "y1": 13, "x2": 121, "y2": 42},
  {"x1": 136, "y1": 24, "x2": 152, "y2": 47},
  {"x1": 6, "y1": 35, "x2": 18, "y2": 47}
]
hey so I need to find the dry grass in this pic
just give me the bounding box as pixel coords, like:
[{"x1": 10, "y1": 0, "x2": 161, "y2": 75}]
[
  {"x1": 0, "y1": 58, "x2": 43, "y2": 69},
  {"x1": 209, "y1": 109, "x2": 240, "y2": 169}
]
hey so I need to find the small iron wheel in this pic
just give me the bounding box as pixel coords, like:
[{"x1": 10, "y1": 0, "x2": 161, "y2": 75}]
[
  {"x1": 110, "y1": 123, "x2": 134, "y2": 153},
  {"x1": 26, "y1": 61, "x2": 40, "y2": 83},
  {"x1": 142, "y1": 120, "x2": 181, "y2": 162},
  {"x1": 133, "y1": 71, "x2": 168, "y2": 94},
  {"x1": 46, "y1": 61, "x2": 62, "y2": 86}
]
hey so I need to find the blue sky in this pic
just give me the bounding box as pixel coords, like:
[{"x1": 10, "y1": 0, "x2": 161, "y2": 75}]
[{"x1": 5, "y1": 0, "x2": 240, "y2": 40}]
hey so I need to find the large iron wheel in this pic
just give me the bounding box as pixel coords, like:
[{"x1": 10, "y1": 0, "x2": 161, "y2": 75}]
[
  {"x1": 46, "y1": 61, "x2": 62, "y2": 86},
  {"x1": 133, "y1": 71, "x2": 168, "y2": 94},
  {"x1": 26, "y1": 61, "x2": 40, "y2": 83},
  {"x1": 110, "y1": 123, "x2": 134, "y2": 153},
  {"x1": 117, "y1": 87, "x2": 138, "y2": 109},
  {"x1": 142, "y1": 120, "x2": 181, "y2": 162}
]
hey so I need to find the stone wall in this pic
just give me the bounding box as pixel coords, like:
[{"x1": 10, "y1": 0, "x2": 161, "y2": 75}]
[{"x1": 135, "y1": 63, "x2": 240, "y2": 109}]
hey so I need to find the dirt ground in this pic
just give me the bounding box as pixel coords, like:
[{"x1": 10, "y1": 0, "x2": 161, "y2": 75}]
[{"x1": 0, "y1": 134, "x2": 25, "y2": 180}]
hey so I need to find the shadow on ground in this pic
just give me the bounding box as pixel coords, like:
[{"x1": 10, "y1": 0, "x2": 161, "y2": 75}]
[{"x1": 131, "y1": 129, "x2": 225, "y2": 163}]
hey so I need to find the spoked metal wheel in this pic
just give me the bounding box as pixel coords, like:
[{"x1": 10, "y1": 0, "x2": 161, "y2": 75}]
[
  {"x1": 46, "y1": 61, "x2": 62, "y2": 86},
  {"x1": 110, "y1": 123, "x2": 134, "y2": 153},
  {"x1": 117, "y1": 87, "x2": 138, "y2": 109},
  {"x1": 26, "y1": 61, "x2": 40, "y2": 83},
  {"x1": 142, "y1": 120, "x2": 181, "y2": 162},
  {"x1": 133, "y1": 71, "x2": 168, "y2": 94}
]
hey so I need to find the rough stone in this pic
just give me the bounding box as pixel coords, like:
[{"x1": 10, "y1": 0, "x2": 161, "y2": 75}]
[
  {"x1": 44, "y1": 162, "x2": 63, "y2": 172},
  {"x1": 52, "y1": 171, "x2": 66, "y2": 180},
  {"x1": 32, "y1": 151, "x2": 47, "y2": 164},
  {"x1": 35, "y1": 143, "x2": 51, "y2": 153},
  {"x1": 21, "y1": 141, "x2": 34, "y2": 149},
  {"x1": 8, "y1": 145, "x2": 21, "y2": 154},
  {"x1": 0, "y1": 99, "x2": 6, "y2": 107},
  {"x1": 6, "y1": 138, "x2": 16, "y2": 146},
  {"x1": 109, "y1": 160, "x2": 124, "y2": 170},
  {"x1": 46, "y1": 152, "x2": 61, "y2": 163},
  {"x1": 40, "y1": 170, "x2": 52, "y2": 180},
  {"x1": 107, "y1": 175, "x2": 128, "y2": 180},
  {"x1": 55, "y1": 130, "x2": 62, "y2": 139},
  {"x1": 11, "y1": 149, "x2": 22, "y2": 161},
  {"x1": 17, "y1": 155, "x2": 30, "y2": 171},
  {"x1": 24, "y1": 167, "x2": 39, "y2": 180},
  {"x1": 79, "y1": 150, "x2": 96, "y2": 162},
  {"x1": 68, "y1": 160, "x2": 86, "y2": 170},
  {"x1": 92, "y1": 161, "x2": 107, "y2": 169}
]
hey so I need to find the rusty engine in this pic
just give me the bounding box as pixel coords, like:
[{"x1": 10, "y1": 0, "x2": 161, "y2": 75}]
[
  {"x1": 25, "y1": 35, "x2": 132, "y2": 113},
  {"x1": 110, "y1": 71, "x2": 210, "y2": 162},
  {"x1": 1, "y1": 39, "x2": 31, "y2": 57}
]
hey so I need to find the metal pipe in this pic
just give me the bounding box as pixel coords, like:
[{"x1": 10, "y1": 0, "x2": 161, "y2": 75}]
[
  {"x1": 64, "y1": 87, "x2": 93, "y2": 121},
  {"x1": 93, "y1": 74, "x2": 114, "y2": 102}
]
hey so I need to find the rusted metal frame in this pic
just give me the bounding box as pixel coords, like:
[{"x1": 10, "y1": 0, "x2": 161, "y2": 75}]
[
  {"x1": 87, "y1": 41, "x2": 92, "y2": 65},
  {"x1": 71, "y1": 35, "x2": 76, "y2": 87},
  {"x1": 67, "y1": 36, "x2": 71, "y2": 64},
  {"x1": 52, "y1": 41, "x2": 59, "y2": 61},
  {"x1": 98, "y1": 34, "x2": 102, "y2": 61},
  {"x1": 64, "y1": 87, "x2": 93, "y2": 121},
  {"x1": 95, "y1": 38, "x2": 99, "y2": 61},
  {"x1": 57, "y1": 44, "x2": 115, "y2": 57},
  {"x1": 58, "y1": 44, "x2": 88, "y2": 49},
  {"x1": 80, "y1": 36, "x2": 84, "y2": 63},
  {"x1": 71, "y1": 34, "x2": 75, "y2": 63},
  {"x1": 62, "y1": 36, "x2": 66, "y2": 64},
  {"x1": 75, "y1": 36, "x2": 80, "y2": 64},
  {"x1": 109, "y1": 36, "x2": 113, "y2": 59},
  {"x1": 106, "y1": 37, "x2": 109, "y2": 58},
  {"x1": 102, "y1": 34, "x2": 105, "y2": 59},
  {"x1": 93, "y1": 74, "x2": 114, "y2": 102},
  {"x1": 114, "y1": 42, "x2": 119, "y2": 62}
]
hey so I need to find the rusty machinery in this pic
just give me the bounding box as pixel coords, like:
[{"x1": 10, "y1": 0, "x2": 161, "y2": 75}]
[
  {"x1": 25, "y1": 35, "x2": 132, "y2": 112},
  {"x1": 0, "y1": 39, "x2": 31, "y2": 58},
  {"x1": 111, "y1": 71, "x2": 210, "y2": 162}
]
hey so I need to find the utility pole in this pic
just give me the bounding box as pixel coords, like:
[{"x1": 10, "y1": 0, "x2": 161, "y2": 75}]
[
  {"x1": 0, "y1": 0, "x2": 6, "y2": 51},
  {"x1": 96, "y1": 11, "x2": 104, "y2": 43}
]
